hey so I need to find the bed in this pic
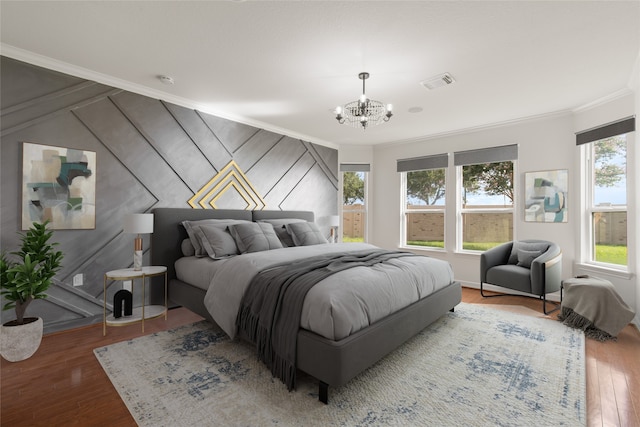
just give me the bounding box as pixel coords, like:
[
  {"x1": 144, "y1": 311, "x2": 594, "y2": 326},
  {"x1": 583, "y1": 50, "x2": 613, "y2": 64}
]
[{"x1": 151, "y1": 208, "x2": 461, "y2": 404}]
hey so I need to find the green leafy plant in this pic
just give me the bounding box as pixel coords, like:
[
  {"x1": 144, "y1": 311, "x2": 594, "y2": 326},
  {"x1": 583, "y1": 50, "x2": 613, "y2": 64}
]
[{"x1": 0, "y1": 221, "x2": 63, "y2": 325}]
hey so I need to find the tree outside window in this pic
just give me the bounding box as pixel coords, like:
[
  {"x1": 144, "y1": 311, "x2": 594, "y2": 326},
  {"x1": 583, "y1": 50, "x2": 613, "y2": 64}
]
[
  {"x1": 590, "y1": 136, "x2": 627, "y2": 266},
  {"x1": 342, "y1": 171, "x2": 366, "y2": 243},
  {"x1": 404, "y1": 169, "x2": 446, "y2": 248},
  {"x1": 460, "y1": 161, "x2": 514, "y2": 251}
]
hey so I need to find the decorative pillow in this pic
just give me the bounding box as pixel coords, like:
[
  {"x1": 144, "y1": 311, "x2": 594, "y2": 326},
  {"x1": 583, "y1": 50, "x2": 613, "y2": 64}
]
[
  {"x1": 285, "y1": 222, "x2": 328, "y2": 246},
  {"x1": 508, "y1": 242, "x2": 550, "y2": 264},
  {"x1": 229, "y1": 222, "x2": 283, "y2": 254},
  {"x1": 181, "y1": 238, "x2": 196, "y2": 257},
  {"x1": 195, "y1": 224, "x2": 240, "y2": 259},
  {"x1": 516, "y1": 249, "x2": 543, "y2": 269},
  {"x1": 182, "y1": 219, "x2": 250, "y2": 257},
  {"x1": 257, "y1": 218, "x2": 306, "y2": 247}
]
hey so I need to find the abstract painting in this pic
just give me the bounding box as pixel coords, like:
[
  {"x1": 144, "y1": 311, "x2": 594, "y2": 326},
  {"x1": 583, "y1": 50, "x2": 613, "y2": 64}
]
[
  {"x1": 524, "y1": 169, "x2": 568, "y2": 223},
  {"x1": 22, "y1": 142, "x2": 96, "y2": 230}
]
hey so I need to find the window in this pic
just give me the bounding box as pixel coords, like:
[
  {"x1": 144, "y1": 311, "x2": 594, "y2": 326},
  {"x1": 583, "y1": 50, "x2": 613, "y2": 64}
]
[
  {"x1": 577, "y1": 116, "x2": 634, "y2": 268},
  {"x1": 398, "y1": 154, "x2": 448, "y2": 249},
  {"x1": 455, "y1": 145, "x2": 517, "y2": 251},
  {"x1": 588, "y1": 136, "x2": 628, "y2": 266},
  {"x1": 341, "y1": 164, "x2": 369, "y2": 243}
]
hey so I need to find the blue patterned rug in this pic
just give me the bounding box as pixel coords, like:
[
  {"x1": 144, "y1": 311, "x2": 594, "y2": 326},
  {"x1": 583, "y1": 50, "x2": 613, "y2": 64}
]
[{"x1": 94, "y1": 303, "x2": 585, "y2": 426}]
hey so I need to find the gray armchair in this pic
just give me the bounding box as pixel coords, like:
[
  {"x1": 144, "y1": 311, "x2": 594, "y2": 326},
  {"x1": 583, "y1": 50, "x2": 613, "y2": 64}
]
[{"x1": 480, "y1": 240, "x2": 562, "y2": 314}]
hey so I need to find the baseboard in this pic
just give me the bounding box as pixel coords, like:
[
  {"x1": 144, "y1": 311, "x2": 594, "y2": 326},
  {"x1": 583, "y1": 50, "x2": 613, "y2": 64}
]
[{"x1": 43, "y1": 314, "x2": 103, "y2": 335}]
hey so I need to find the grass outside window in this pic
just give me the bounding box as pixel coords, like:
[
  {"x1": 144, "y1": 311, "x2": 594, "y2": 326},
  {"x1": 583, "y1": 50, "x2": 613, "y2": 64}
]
[{"x1": 595, "y1": 245, "x2": 627, "y2": 266}]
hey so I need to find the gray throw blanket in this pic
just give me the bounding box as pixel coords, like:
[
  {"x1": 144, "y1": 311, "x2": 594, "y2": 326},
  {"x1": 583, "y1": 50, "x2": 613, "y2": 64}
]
[
  {"x1": 559, "y1": 276, "x2": 635, "y2": 341},
  {"x1": 235, "y1": 248, "x2": 417, "y2": 391}
]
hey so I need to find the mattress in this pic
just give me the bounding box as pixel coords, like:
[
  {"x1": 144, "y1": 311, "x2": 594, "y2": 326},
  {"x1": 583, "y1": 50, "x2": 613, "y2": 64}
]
[
  {"x1": 178, "y1": 243, "x2": 455, "y2": 341},
  {"x1": 175, "y1": 256, "x2": 224, "y2": 291}
]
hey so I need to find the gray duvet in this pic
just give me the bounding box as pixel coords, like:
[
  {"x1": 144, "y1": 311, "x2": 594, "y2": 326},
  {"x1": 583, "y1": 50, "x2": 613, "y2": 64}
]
[{"x1": 188, "y1": 243, "x2": 454, "y2": 340}]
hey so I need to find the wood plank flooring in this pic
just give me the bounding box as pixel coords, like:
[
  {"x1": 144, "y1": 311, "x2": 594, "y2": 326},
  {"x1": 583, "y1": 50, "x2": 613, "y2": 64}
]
[{"x1": 2, "y1": 287, "x2": 638, "y2": 426}]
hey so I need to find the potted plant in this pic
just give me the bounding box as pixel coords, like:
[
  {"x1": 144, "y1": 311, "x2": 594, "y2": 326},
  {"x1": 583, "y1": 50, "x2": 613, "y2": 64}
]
[{"x1": 0, "y1": 221, "x2": 63, "y2": 362}]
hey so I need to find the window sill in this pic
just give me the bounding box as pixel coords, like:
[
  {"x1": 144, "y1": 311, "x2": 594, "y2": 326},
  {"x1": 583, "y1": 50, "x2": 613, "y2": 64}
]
[
  {"x1": 574, "y1": 263, "x2": 633, "y2": 280},
  {"x1": 399, "y1": 245, "x2": 447, "y2": 255},
  {"x1": 453, "y1": 249, "x2": 483, "y2": 257}
]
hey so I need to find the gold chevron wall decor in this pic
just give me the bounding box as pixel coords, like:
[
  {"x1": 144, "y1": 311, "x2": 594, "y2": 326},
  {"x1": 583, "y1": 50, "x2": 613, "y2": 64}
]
[{"x1": 188, "y1": 160, "x2": 266, "y2": 210}]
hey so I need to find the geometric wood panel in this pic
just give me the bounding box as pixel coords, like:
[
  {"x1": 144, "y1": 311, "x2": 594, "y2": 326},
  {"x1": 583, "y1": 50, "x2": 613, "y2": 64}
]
[{"x1": 0, "y1": 56, "x2": 338, "y2": 334}]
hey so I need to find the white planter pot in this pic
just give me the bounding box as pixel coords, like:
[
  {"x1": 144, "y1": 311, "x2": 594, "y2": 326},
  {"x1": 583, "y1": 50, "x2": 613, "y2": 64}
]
[{"x1": 0, "y1": 317, "x2": 44, "y2": 362}]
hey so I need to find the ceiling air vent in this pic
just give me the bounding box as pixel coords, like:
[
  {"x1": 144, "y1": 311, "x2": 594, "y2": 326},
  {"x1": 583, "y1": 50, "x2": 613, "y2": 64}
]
[{"x1": 421, "y1": 73, "x2": 455, "y2": 90}]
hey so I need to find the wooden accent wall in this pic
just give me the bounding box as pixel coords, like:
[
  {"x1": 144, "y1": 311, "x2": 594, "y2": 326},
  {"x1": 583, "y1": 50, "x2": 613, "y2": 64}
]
[{"x1": 0, "y1": 56, "x2": 338, "y2": 333}]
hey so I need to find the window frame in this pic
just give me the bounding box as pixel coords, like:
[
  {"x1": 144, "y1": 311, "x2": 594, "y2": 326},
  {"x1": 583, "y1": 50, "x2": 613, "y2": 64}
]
[
  {"x1": 400, "y1": 168, "x2": 447, "y2": 251},
  {"x1": 340, "y1": 167, "x2": 369, "y2": 243},
  {"x1": 456, "y1": 161, "x2": 515, "y2": 253},
  {"x1": 584, "y1": 136, "x2": 628, "y2": 269}
]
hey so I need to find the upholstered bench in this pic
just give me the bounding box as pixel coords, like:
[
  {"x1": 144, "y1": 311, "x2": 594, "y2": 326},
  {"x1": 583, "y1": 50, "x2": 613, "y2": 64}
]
[{"x1": 559, "y1": 276, "x2": 635, "y2": 340}]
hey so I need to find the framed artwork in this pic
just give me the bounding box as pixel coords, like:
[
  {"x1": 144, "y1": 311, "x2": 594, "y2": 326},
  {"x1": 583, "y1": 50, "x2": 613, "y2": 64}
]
[
  {"x1": 22, "y1": 142, "x2": 96, "y2": 230},
  {"x1": 524, "y1": 169, "x2": 568, "y2": 223}
]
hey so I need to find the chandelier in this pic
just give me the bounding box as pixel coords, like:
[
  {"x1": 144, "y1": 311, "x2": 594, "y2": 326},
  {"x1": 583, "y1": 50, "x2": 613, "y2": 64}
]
[{"x1": 335, "y1": 72, "x2": 393, "y2": 130}]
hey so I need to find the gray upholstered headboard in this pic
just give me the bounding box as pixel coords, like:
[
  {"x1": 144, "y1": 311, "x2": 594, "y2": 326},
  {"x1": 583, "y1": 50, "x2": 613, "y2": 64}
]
[
  {"x1": 251, "y1": 210, "x2": 314, "y2": 223},
  {"x1": 151, "y1": 208, "x2": 314, "y2": 283}
]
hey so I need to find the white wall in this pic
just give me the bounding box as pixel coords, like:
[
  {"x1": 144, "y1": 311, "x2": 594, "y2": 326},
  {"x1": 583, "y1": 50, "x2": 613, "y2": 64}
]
[
  {"x1": 342, "y1": 92, "x2": 638, "y2": 318},
  {"x1": 370, "y1": 113, "x2": 576, "y2": 292}
]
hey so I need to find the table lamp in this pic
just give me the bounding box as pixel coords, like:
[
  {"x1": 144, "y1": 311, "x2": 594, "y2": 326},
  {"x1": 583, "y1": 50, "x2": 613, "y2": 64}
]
[
  {"x1": 329, "y1": 215, "x2": 340, "y2": 243},
  {"x1": 123, "y1": 213, "x2": 154, "y2": 270}
]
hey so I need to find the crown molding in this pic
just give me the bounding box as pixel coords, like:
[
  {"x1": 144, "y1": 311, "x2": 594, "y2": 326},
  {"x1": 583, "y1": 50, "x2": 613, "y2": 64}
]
[
  {"x1": 571, "y1": 88, "x2": 634, "y2": 114},
  {"x1": 0, "y1": 44, "x2": 337, "y2": 150},
  {"x1": 375, "y1": 109, "x2": 572, "y2": 149}
]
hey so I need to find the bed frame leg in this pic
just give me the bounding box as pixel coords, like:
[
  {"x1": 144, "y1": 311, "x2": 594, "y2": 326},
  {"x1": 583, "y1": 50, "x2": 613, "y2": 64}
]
[
  {"x1": 450, "y1": 307, "x2": 455, "y2": 312},
  {"x1": 318, "y1": 381, "x2": 328, "y2": 404}
]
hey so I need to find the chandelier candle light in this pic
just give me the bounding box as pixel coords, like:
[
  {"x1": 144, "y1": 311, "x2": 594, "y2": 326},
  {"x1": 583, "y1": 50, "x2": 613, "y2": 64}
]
[
  {"x1": 124, "y1": 213, "x2": 154, "y2": 271},
  {"x1": 335, "y1": 72, "x2": 393, "y2": 130}
]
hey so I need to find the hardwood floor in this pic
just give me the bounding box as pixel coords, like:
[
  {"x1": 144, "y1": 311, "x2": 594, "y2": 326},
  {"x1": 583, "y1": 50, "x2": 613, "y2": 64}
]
[{"x1": 2, "y1": 287, "x2": 638, "y2": 426}]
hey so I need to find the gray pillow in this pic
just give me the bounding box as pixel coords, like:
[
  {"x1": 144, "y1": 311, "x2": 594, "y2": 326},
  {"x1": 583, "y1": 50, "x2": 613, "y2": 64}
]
[
  {"x1": 257, "y1": 218, "x2": 306, "y2": 247},
  {"x1": 196, "y1": 224, "x2": 240, "y2": 259},
  {"x1": 508, "y1": 242, "x2": 549, "y2": 264},
  {"x1": 229, "y1": 222, "x2": 282, "y2": 254},
  {"x1": 182, "y1": 219, "x2": 250, "y2": 257},
  {"x1": 516, "y1": 249, "x2": 543, "y2": 268},
  {"x1": 181, "y1": 238, "x2": 196, "y2": 257},
  {"x1": 285, "y1": 222, "x2": 328, "y2": 246}
]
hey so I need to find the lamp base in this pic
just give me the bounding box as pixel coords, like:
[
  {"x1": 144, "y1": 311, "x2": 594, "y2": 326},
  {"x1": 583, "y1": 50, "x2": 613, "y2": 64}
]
[
  {"x1": 133, "y1": 236, "x2": 143, "y2": 270},
  {"x1": 133, "y1": 250, "x2": 142, "y2": 270}
]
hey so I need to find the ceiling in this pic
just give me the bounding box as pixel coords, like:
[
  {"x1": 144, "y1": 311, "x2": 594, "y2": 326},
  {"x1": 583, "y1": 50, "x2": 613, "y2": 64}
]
[{"x1": 1, "y1": 1, "x2": 639, "y2": 148}]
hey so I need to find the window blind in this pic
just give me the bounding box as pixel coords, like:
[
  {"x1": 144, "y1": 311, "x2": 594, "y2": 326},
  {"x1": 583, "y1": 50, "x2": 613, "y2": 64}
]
[
  {"x1": 454, "y1": 144, "x2": 518, "y2": 166},
  {"x1": 575, "y1": 116, "x2": 635, "y2": 146},
  {"x1": 396, "y1": 153, "x2": 448, "y2": 172},
  {"x1": 340, "y1": 163, "x2": 370, "y2": 172}
]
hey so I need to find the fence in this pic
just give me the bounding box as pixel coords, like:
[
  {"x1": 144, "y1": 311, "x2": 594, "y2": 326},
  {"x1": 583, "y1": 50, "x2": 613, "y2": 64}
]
[
  {"x1": 594, "y1": 212, "x2": 627, "y2": 245},
  {"x1": 342, "y1": 204, "x2": 365, "y2": 240},
  {"x1": 343, "y1": 206, "x2": 626, "y2": 245}
]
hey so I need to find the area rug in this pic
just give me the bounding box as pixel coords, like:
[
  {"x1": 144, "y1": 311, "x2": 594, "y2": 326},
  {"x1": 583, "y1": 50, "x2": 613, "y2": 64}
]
[{"x1": 94, "y1": 303, "x2": 585, "y2": 426}]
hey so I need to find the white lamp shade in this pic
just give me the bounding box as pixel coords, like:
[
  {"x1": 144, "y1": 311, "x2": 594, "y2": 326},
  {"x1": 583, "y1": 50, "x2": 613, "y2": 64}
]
[
  {"x1": 123, "y1": 213, "x2": 154, "y2": 234},
  {"x1": 329, "y1": 215, "x2": 340, "y2": 227}
]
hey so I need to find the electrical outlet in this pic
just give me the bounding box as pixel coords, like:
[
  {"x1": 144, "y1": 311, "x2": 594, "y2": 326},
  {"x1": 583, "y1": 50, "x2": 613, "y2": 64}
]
[
  {"x1": 73, "y1": 273, "x2": 83, "y2": 287},
  {"x1": 123, "y1": 280, "x2": 132, "y2": 292}
]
